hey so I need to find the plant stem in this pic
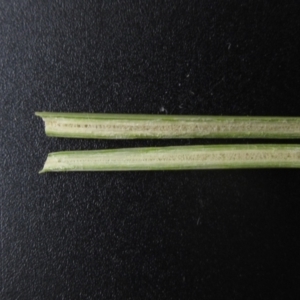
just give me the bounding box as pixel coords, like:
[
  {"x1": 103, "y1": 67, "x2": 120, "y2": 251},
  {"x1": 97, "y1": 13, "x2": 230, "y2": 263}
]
[
  {"x1": 40, "y1": 144, "x2": 300, "y2": 173},
  {"x1": 35, "y1": 112, "x2": 300, "y2": 139}
]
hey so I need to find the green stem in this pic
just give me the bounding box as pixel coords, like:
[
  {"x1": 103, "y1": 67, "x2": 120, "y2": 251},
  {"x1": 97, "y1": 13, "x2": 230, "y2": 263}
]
[
  {"x1": 35, "y1": 112, "x2": 300, "y2": 139},
  {"x1": 40, "y1": 144, "x2": 300, "y2": 173}
]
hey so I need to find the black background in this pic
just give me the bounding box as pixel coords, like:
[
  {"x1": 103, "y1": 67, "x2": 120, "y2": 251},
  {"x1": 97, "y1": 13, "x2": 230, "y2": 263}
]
[{"x1": 1, "y1": 0, "x2": 300, "y2": 299}]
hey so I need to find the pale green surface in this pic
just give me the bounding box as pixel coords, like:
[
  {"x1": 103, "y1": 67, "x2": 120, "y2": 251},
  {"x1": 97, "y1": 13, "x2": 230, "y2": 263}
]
[
  {"x1": 40, "y1": 144, "x2": 300, "y2": 173},
  {"x1": 35, "y1": 112, "x2": 300, "y2": 139}
]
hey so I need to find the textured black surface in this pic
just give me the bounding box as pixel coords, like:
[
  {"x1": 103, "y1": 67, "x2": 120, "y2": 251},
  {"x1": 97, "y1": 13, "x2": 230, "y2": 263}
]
[{"x1": 1, "y1": 0, "x2": 300, "y2": 299}]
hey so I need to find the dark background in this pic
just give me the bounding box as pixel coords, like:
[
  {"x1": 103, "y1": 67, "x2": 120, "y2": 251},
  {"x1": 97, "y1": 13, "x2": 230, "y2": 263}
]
[{"x1": 1, "y1": 0, "x2": 300, "y2": 299}]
